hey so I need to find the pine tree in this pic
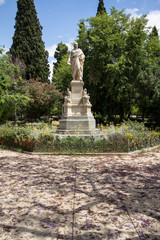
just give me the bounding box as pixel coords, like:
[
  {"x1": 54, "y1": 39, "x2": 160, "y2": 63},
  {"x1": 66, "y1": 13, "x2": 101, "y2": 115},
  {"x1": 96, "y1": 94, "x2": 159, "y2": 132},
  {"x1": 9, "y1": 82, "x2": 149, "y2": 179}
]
[
  {"x1": 10, "y1": 0, "x2": 50, "y2": 82},
  {"x1": 96, "y1": 0, "x2": 106, "y2": 16}
]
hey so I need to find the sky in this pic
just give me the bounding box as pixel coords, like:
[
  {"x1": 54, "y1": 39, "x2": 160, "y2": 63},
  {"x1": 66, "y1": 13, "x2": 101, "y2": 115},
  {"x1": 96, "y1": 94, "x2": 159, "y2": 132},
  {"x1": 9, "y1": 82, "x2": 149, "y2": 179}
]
[{"x1": 0, "y1": 0, "x2": 160, "y2": 79}]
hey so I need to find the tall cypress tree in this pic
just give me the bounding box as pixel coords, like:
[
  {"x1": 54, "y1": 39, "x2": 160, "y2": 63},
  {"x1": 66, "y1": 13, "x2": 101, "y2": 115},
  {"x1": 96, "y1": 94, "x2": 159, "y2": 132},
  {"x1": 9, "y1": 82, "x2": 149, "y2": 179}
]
[
  {"x1": 10, "y1": 0, "x2": 50, "y2": 82},
  {"x1": 96, "y1": 0, "x2": 106, "y2": 16}
]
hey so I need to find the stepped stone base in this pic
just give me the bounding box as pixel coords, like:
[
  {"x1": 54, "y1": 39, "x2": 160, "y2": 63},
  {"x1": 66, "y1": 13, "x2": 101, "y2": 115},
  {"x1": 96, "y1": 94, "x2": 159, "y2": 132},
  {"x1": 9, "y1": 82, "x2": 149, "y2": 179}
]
[
  {"x1": 56, "y1": 80, "x2": 99, "y2": 135},
  {"x1": 57, "y1": 116, "x2": 98, "y2": 134}
]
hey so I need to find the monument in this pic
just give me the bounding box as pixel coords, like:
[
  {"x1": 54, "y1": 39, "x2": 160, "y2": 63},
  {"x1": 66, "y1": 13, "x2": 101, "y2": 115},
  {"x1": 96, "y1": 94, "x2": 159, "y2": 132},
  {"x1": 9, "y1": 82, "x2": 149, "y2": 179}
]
[{"x1": 57, "y1": 43, "x2": 98, "y2": 134}]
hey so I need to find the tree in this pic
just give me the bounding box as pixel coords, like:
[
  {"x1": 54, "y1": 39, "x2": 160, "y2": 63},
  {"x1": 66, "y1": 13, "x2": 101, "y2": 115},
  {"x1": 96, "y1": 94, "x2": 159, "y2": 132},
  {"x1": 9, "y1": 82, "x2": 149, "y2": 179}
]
[
  {"x1": 140, "y1": 26, "x2": 160, "y2": 123},
  {"x1": 52, "y1": 42, "x2": 68, "y2": 77},
  {"x1": 96, "y1": 0, "x2": 106, "y2": 16},
  {"x1": 0, "y1": 48, "x2": 29, "y2": 122},
  {"x1": 77, "y1": 9, "x2": 153, "y2": 122},
  {"x1": 10, "y1": 0, "x2": 50, "y2": 82},
  {"x1": 121, "y1": 15, "x2": 149, "y2": 119},
  {"x1": 150, "y1": 26, "x2": 159, "y2": 37},
  {"x1": 52, "y1": 7, "x2": 160, "y2": 124},
  {"x1": 53, "y1": 54, "x2": 72, "y2": 96},
  {"x1": 78, "y1": 9, "x2": 132, "y2": 120},
  {"x1": 52, "y1": 43, "x2": 71, "y2": 95}
]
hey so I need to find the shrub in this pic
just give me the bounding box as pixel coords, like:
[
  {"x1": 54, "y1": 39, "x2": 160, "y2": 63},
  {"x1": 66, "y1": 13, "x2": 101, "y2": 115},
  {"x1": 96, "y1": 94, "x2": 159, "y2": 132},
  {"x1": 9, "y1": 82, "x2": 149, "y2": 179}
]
[
  {"x1": 34, "y1": 135, "x2": 128, "y2": 153},
  {"x1": 108, "y1": 133, "x2": 128, "y2": 152},
  {"x1": 17, "y1": 79, "x2": 63, "y2": 119},
  {"x1": 0, "y1": 124, "x2": 37, "y2": 151},
  {"x1": 0, "y1": 120, "x2": 160, "y2": 153}
]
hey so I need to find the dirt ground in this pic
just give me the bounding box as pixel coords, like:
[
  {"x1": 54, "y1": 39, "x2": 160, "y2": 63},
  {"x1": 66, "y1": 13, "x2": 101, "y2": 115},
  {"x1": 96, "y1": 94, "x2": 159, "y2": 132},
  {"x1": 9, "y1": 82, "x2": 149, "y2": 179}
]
[{"x1": 0, "y1": 148, "x2": 160, "y2": 240}]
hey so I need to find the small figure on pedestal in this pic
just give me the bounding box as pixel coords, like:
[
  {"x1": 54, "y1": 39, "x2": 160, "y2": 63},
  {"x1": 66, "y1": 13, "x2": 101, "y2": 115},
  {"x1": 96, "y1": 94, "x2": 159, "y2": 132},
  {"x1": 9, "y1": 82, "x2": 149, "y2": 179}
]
[
  {"x1": 82, "y1": 88, "x2": 90, "y2": 104},
  {"x1": 64, "y1": 88, "x2": 72, "y2": 103},
  {"x1": 67, "y1": 42, "x2": 85, "y2": 81}
]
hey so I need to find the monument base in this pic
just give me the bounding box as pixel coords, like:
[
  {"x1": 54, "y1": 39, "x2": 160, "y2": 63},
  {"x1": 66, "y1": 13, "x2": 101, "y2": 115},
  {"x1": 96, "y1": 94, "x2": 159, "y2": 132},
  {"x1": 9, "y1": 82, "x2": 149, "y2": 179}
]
[
  {"x1": 57, "y1": 116, "x2": 100, "y2": 135},
  {"x1": 56, "y1": 129, "x2": 100, "y2": 135},
  {"x1": 56, "y1": 80, "x2": 99, "y2": 135}
]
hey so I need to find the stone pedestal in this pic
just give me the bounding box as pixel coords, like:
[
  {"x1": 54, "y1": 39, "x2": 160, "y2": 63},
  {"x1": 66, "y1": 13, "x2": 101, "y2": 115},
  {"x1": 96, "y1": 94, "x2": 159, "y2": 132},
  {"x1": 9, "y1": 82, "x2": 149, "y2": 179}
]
[{"x1": 57, "y1": 80, "x2": 98, "y2": 134}]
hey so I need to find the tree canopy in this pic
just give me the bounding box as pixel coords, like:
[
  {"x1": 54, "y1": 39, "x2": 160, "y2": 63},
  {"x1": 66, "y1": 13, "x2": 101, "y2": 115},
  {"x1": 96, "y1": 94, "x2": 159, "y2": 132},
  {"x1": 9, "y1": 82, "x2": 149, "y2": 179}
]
[
  {"x1": 76, "y1": 8, "x2": 160, "y2": 123},
  {"x1": 0, "y1": 48, "x2": 29, "y2": 122},
  {"x1": 53, "y1": 53, "x2": 72, "y2": 96},
  {"x1": 52, "y1": 42, "x2": 72, "y2": 96},
  {"x1": 10, "y1": 0, "x2": 50, "y2": 82},
  {"x1": 53, "y1": 42, "x2": 68, "y2": 75}
]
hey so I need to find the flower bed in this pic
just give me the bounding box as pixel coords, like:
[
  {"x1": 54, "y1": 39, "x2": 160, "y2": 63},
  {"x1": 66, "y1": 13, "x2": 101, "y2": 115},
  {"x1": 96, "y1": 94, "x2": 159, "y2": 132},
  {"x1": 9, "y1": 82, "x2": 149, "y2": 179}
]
[{"x1": 0, "y1": 121, "x2": 160, "y2": 153}]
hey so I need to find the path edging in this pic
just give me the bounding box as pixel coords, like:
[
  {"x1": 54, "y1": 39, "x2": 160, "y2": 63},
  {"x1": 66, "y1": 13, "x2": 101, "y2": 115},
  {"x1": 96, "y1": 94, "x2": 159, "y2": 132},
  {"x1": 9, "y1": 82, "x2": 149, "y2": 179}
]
[{"x1": 23, "y1": 145, "x2": 159, "y2": 156}]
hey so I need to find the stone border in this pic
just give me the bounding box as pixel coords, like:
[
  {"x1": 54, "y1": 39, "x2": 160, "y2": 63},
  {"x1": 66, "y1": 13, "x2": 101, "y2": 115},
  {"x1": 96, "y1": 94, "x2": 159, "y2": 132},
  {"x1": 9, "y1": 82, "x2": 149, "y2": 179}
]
[
  {"x1": 23, "y1": 145, "x2": 159, "y2": 156},
  {"x1": 128, "y1": 145, "x2": 159, "y2": 155}
]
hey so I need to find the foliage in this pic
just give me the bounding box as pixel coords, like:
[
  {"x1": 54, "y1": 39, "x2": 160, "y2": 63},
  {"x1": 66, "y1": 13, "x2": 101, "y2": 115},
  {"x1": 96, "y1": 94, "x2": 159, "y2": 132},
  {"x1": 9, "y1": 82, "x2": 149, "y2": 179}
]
[
  {"x1": 53, "y1": 54, "x2": 72, "y2": 95},
  {"x1": 0, "y1": 123, "x2": 38, "y2": 151},
  {"x1": 150, "y1": 26, "x2": 159, "y2": 37},
  {"x1": 9, "y1": 0, "x2": 50, "y2": 82},
  {"x1": 78, "y1": 9, "x2": 132, "y2": 119},
  {"x1": 52, "y1": 42, "x2": 68, "y2": 77},
  {"x1": 31, "y1": 134, "x2": 128, "y2": 153},
  {"x1": 0, "y1": 121, "x2": 159, "y2": 153},
  {"x1": 97, "y1": 0, "x2": 106, "y2": 16},
  {"x1": 101, "y1": 120, "x2": 160, "y2": 151},
  {"x1": 137, "y1": 27, "x2": 160, "y2": 123},
  {"x1": 76, "y1": 9, "x2": 160, "y2": 123},
  {"x1": 17, "y1": 79, "x2": 63, "y2": 119},
  {"x1": 0, "y1": 48, "x2": 29, "y2": 122}
]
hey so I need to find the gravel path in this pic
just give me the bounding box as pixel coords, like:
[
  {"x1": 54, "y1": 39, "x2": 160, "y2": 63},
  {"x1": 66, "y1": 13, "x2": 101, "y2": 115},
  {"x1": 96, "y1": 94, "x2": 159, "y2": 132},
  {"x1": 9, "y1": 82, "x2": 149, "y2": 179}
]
[{"x1": 0, "y1": 148, "x2": 160, "y2": 240}]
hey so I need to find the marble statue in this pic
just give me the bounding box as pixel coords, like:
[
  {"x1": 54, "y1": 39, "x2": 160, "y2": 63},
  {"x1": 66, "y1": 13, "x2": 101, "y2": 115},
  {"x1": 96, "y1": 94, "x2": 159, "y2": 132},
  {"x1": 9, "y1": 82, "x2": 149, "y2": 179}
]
[
  {"x1": 56, "y1": 43, "x2": 98, "y2": 135},
  {"x1": 82, "y1": 88, "x2": 90, "y2": 104},
  {"x1": 67, "y1": 42, "x2": 85, "y2": 81},
  {"x1": 64, "y1": 88, "x2": 72, "y2": 103}
]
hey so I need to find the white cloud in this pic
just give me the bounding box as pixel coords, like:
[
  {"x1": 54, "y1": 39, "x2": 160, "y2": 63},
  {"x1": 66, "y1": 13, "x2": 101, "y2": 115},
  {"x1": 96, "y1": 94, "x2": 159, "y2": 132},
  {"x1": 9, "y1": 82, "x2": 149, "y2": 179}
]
[
  {"x1": 48, "y1": 59, "x2": 55, "y2": 81},
  {"x1": 0, "y1": 0, "x2": 5, "y2": 6},
  {"x1": 66, "y1": 42, "x2": 73, "y2": 51},
  {"x1": 46, "y1": 44, "x2": 57, "y2": 80},
  {"x1": 125, "y1": 8, "x2": 141, "y2": 18},
  {"x1": 46, "y1": 44, "x2": 57, "y2": 58},
  {"x1": 147, "y1": 10, "x2": 160, "y2": 32},
  {"x1": 125, "y1": 8, "x2": 160, "y2": 33},
  {"x1": 4, "y1": 47, "x2": 9, "y2": 53}
]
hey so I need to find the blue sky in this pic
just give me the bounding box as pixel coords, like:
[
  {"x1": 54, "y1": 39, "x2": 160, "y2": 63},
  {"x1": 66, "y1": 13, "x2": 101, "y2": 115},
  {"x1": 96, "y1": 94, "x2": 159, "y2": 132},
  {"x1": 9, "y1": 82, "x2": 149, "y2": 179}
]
[{"x1": 0, "y1": 0, "x2": 160, "y2": 78}]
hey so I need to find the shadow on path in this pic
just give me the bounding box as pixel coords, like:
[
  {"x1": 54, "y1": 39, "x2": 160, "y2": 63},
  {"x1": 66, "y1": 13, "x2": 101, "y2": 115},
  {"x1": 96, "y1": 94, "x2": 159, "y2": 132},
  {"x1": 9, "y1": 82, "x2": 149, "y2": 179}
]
[{"x1": 0, "y1": 150, "x2": 160, "y2": 239}]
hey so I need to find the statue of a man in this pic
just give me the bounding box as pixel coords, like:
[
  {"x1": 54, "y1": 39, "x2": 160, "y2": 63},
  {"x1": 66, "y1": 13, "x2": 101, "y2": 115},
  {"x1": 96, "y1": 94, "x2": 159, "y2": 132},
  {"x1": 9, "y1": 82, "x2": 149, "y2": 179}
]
[{"x1": 67, "y1": 42, "x2": 85, "y2": 81}]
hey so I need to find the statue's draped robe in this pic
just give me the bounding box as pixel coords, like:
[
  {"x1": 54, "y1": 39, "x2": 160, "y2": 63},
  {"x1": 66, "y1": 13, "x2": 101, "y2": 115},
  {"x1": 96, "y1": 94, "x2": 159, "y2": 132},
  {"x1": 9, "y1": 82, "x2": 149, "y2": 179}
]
[{"x1": 69, "y1": 48, "x2": 85, "y2": 80}]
